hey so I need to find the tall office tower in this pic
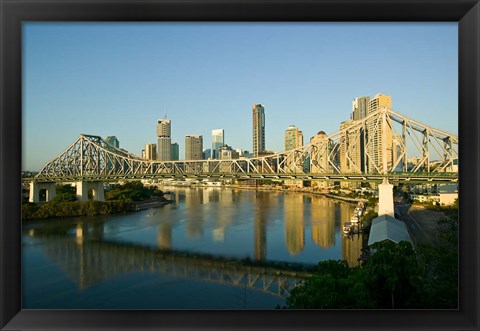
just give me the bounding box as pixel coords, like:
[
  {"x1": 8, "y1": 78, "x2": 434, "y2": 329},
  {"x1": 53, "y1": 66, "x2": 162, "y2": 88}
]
[
  {"x1": 203, "y1": 149, "x2": 212, "y2": 160},
  {"x1": 252, "y1": 104, "x2": 265, "y2": 157},
  {"x1": 171, "y1": 143, "x2": 179, "y2": 161},
  {"x1": 339, "y1": 118, "x2": 363, "y2": 174},
  {"x1": 145, "y1": 143, "x2": 157, "y2": 160},
  {"x1": 105, "y1": 136, "x2": 120, "y2": 149},
  {"x1": 157, "y1": 118, "x2": 171, "y2": 161},
  {"x1": 185, "y1": 135, "x2": 203, "y2": 160},
  {"x1": 284, "y1": 125, "x2": 304, "y2": 151},
  {"x1": 352, "y1": 96, "x2": 370, "y2": 121},
  {"x1": 211, "y1": 129, "x2": 224, "y2": 159},
  {"x1": 367, "y1": 93, "x2": 393, "y2": 174}
]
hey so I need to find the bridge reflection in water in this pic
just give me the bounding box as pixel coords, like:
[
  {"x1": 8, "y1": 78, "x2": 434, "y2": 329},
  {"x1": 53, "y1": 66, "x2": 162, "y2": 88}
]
[{"x1": 29, "y1": 224, "x2": 312, "y2": 299}]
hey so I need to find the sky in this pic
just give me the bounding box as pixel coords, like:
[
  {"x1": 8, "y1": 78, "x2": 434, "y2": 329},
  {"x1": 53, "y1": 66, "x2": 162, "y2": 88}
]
[{"x1": 22, "y1": 22, "x2": 458, "y2": 171}]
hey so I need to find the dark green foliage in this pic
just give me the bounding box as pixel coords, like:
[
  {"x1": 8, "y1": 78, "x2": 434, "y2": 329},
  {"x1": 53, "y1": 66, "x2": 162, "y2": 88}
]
[
  {"x1": 105, "y1": 181, "x2": 163, "y2": 202},
  {"x1": 286, "y1": 219, "x2": 458, "y2": 309},
  {"x1": 22, "y1": 199, "x2": 135, "y2": 220},
  {"x1": 286, "y1": 260, "x2": 375, "y2": 309},
  {"x1": 364, "y1": 241, "x2": 421, "y2": 308},
  {"x1": 56, "y1": 184, "x2": 76, "y2": 195},
  {"x1": 414, "y1": 216, "x2": 458, "y2": 309},
  {"x1": 51, "y1": 192, "x2": 77, "y2": 203}
]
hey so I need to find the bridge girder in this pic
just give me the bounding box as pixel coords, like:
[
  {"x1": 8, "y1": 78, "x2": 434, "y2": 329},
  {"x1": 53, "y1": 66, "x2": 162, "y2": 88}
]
[{"x1": 31, "y1": 109, "x2": 458, "y2": 183}]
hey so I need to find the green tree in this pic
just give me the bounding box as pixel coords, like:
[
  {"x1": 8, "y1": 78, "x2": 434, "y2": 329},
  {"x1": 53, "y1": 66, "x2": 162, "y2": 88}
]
[
  {"x1": 51, "y1": 192, "x2": 77, "y2": 203},
  {"x1": 363, "y1": 241, "x2": 421, "y2": 308}
]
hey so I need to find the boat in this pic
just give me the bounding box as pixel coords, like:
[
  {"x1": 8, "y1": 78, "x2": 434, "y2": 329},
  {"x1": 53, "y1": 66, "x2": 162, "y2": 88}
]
[{"x1": 343, "y1": 222, "x2": 353, "y2": 234}]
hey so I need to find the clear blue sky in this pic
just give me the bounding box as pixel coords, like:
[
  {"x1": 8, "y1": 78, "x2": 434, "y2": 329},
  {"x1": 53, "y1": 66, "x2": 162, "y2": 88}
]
[{"x1": 23, "y1": 22, "x2": 458, "y2": 171}]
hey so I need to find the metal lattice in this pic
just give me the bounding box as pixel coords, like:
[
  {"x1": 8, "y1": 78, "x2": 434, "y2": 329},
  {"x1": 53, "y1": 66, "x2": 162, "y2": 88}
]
[{"x1": 34, "y1": 108, "x2": 458, "y2": 183}]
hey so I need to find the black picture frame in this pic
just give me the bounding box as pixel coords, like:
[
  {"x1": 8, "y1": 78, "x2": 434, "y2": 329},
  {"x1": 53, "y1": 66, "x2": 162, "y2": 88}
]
[{"x1": 1, "y1": 0, "x2": 479, "y2": 330}]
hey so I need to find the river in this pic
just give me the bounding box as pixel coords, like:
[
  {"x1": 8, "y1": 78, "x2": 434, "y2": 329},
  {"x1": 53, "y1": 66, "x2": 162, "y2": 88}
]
[{"x1": 22, "y1": 187, "x2": 363, "y2": 309}]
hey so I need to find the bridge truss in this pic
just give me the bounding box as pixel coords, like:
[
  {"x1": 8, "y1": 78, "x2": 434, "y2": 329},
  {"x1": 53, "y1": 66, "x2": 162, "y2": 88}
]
[{"x1": 33, "y1": 108, "x2": 458, "y2": 183}]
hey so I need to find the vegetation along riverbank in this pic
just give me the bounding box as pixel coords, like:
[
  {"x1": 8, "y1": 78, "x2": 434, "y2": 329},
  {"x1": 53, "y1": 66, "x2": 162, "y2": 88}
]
[
  {"x1": 22, "y1": 181, "x2": 170, "y2": 221},
  {"x1": 283, "y1": 201, "x2": 458, "y2": 309}
]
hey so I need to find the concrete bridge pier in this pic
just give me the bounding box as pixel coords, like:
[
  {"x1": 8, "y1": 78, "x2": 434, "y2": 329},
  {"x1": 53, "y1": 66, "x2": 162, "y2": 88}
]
[
  {"x1": 378, "y1": 177, "x2": 394, "y2": 217},
  {"x1": 76, "y1": 181, "x2": 105, "y2": 201},
  {"x1": 29, "y1": 182, "x2": 56, "y2": 203}
]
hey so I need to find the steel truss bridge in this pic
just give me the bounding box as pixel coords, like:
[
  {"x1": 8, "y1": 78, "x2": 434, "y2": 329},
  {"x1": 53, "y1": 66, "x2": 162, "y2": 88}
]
[{"x1": 31, "y1": 108, "x2": 458, "y2": 184}]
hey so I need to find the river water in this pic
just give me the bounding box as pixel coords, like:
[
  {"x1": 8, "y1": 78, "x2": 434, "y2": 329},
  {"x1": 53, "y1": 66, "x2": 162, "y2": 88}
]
[{"x1": 22, "y1": 188, "x2": 363, "y2": 309}]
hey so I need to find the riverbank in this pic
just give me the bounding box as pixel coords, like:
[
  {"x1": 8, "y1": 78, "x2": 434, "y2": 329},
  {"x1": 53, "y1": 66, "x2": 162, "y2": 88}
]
[
  {"x1": 22, "y1": 197, "x2": 170, "y2": 221},
  {"x1": 134, "y1": 198, "x2": 172, "y2": 211}
]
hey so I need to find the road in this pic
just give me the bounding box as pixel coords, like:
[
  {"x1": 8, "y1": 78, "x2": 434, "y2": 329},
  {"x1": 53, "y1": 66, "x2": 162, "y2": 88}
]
[{"x1": 395, "y1": 200, "x2": 446, "y2": 246}]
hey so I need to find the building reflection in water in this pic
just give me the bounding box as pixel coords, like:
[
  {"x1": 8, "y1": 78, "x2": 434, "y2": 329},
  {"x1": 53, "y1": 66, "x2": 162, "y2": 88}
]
[
  {"x1": 309, "y1": 196, "x2": 335, "y2": 248},
  {"x1": 212, "y1": 189, "x2": 234, "y2": 242},
  {"x1": 184, "y1": 189, "x2": 204, "y2": 238},
  {"x1": 253, "y1": 191, "x2": 271, "y2": 261},
  {"x1": 157, "y1": 223, "x2": 172, "y2": 250},
  {"x1": 283, "y1": 194, "x2": 305, "y2": 255},
  {"x1": 342, "y1": 234, "x2": 363, "y2": 267}
]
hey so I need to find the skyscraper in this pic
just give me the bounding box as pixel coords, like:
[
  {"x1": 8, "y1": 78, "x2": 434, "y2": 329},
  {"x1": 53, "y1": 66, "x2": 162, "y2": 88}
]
[
  {"x1": 351, "y1": 96, "x2": 370, "y2": 173},
  {"x1": 252, "y1": 104, "x2": 265, "y2": 157},
  {"x1": 105, "y1": 136, "x2": 119, "y2": 149},
  {"x1": 352, "y1": 96, "x2": 370, "y2": 121},
  {"x1": 284, "y1": 125, "x2": 303, "y2": 151},
  {"x1": 171, "y1": 143, "x2": 179, "y2": 161},
  {"x1": 157, "y1": 118, "x2": 171, "y2": 161},
  {"x1": 367, "y1": 94, "x2": 393, "y2": 174},
  {"x1": 211, "y1": 129, "x2": 224, "y2": 159},
  {"x1": 339, "y1": 118, "x2": 365, "y2": 175},
  {"x1": 185, "y1": 135, "x2": 203, "y2": 160},
  {"x1": 145, "y1": 143, "x2": 157, "y2": 160}
]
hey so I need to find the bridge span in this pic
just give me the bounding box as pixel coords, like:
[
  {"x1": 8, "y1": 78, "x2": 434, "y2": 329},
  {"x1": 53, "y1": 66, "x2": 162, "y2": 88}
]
[{"x1": 25, "y1": 108, "x2": 458, "y2": 202}]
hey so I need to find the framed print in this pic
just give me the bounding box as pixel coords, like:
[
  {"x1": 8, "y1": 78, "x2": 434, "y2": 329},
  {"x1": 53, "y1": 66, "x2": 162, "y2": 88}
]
[{"x1": 1, "y1": 0, "x2": 479, "y2": 330}]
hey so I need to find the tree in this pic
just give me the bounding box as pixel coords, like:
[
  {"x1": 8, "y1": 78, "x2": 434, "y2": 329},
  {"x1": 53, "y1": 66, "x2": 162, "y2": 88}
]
[{"x1": 363, "y1": 241, "x2": 421, "y2": 308}]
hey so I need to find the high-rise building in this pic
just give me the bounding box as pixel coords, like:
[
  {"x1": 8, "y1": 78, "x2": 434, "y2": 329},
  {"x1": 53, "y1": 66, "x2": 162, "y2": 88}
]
[
  {"x1": 352, "y1": 96, "x2": 370, "y2": 121},
  {"x1": 211, "y1": 129, "x2": 224, "y2": 159},
  {"x1": 218, "y1": 145, "x2": 239, "y2": 160},
  {"x1": 105, "y1": 136, "x2": 119, "y2": 149},
  {"x1": 185, "y1": 135, "x2": 203, "y2": 160},
  {"x1": 284, "y1": 125, "x2": 303, "y2": 151},
  {"x1": 145, "y1": 143, "x2": 157, "y2": 160},
  {"x1": 252, "y1": 104, "x2": 265, "y2": 157},
  {"x1": 157, "y1": 118, "x2": 171, "y2": 161},
  {"x1": 350, "y1": 96, "x2": 370, "y2": 173},
  {"x1": 171, "y1": 143, "x2": 179, "y2": 161},
  {"x1": 367, "y1": 94, "x2": 393, "y2": 174},
  {"x1": 339, "y1": 119, "x2": 354, "y2": 173},
  {"x1": 310, "y1": 131, "x2": 331, "y2": 173},
  {"x1": 203, "y1": 149, "x2": 212, "y2": 160}
]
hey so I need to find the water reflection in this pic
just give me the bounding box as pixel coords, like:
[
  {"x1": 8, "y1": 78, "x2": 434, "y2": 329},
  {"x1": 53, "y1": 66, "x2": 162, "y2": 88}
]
[
  {"x1": 253, "y1": 191, "x2": 272, "y2": 261},
  {"x1": 309, "y1": 195, "x2": 336, "y2": 248},
  {"x1": 284, "y1": 194, "x2": 305, "y2": 255},
  {"x1": 27, "y1": 227, "x2": 308, "y2": 298},
  {"x1": 23, "y1": 188, "x2": 365, "y2": 308}
]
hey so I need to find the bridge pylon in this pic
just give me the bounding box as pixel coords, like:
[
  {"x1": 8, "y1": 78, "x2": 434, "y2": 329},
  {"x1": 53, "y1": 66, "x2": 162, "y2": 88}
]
[
  {"x1": 76, "y1": 181, "x2": 105, "y2": 202},
  {"x1": 29, "y1": 182, "x2": 56, "y2": 203}
]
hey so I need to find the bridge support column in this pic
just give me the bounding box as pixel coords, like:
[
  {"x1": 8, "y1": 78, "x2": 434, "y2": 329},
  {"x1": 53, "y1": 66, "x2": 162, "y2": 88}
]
[
  {"x1": 76, "y1": 181, "x2": 105, "y2": 201},
  {"x1": 378, "y1": 177, "x2": 394, "y2": 218},
  {"x1": 29, "y1": 182, "x2": 56, "y2": 202},
  {"x1": 92, "y1": 182, "x2": 105, "y2": 201},
  {"x1": 76, "y1": 181, "x2": 88, "y2": 201}
]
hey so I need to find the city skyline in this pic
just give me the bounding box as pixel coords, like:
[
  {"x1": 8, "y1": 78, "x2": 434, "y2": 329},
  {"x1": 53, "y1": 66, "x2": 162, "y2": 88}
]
[{"x1": 23, "y1": 22, "x2": 457, "y2": 171}]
